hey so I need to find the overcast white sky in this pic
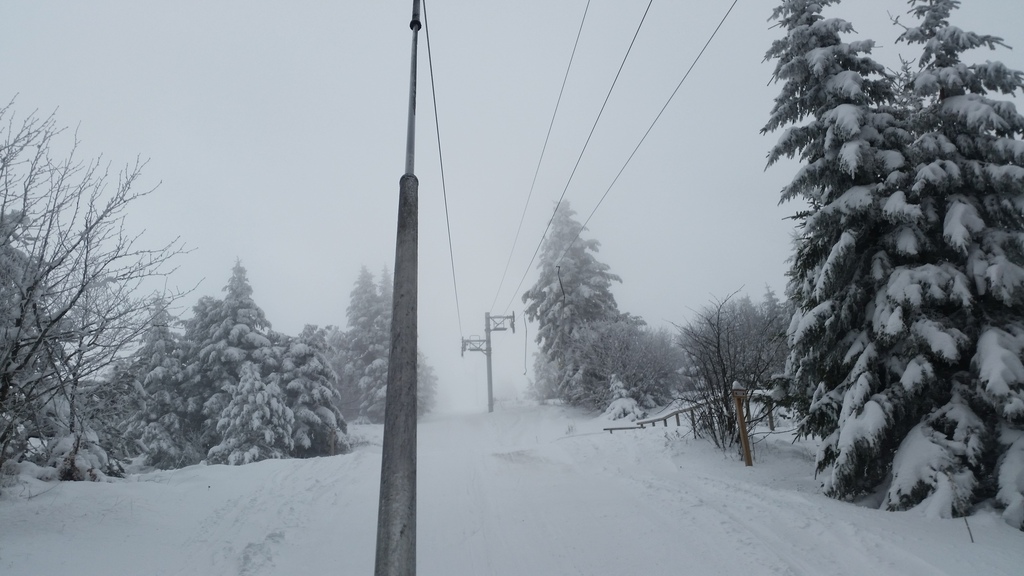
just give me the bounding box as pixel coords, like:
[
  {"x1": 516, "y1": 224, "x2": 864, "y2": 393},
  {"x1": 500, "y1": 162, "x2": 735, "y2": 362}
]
[{"x1": 3, "y1": 0, "x2": 1021, "y2": 412}]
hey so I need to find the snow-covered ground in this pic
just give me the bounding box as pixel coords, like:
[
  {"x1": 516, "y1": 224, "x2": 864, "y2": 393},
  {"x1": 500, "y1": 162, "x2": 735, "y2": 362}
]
[{"x1": 2, "y1": 404, "x2": 1020, "y2": 575}]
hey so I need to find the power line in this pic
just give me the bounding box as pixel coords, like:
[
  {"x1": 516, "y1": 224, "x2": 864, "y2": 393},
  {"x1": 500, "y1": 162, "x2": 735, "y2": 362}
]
[
  {"x1": 500, "y1": 0, "x2": 655, "y2": 315},
  {"x1": 488, "y1": 0, "x2": 592, "y2": 314},
  {"x1": 556, "y1": 0, "x2": 740, "y2": 267},
  {"x1": 422, "y1": 0, "x2": 465, "y2": 338}
]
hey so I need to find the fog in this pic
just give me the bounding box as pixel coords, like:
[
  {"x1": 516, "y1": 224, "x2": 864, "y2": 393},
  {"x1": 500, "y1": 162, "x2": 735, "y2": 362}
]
[{"x1": 3, "y1": 0, "x2": 1020, "y2": 413}]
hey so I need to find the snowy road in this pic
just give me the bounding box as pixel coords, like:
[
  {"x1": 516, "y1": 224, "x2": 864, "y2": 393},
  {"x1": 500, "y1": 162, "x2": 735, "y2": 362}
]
[
  {"x1": 1, "y1": 404, "x2": 1020, "y2": 575},
  {"x1": 420, "y1": 407, "x2": 1017, "y2": 576}
]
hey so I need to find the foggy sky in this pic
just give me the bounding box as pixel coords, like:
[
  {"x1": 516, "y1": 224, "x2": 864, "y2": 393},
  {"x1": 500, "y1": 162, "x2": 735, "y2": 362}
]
[{"x1": 3, "y1": 0, "x2": 1021, "y2": 412}]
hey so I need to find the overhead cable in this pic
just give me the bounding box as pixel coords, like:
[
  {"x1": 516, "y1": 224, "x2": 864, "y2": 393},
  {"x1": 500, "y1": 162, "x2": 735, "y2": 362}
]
[
  {"x1": 422, "y1": 0, "x2": 465, "y2": 338},
  {"x1": 501, "y1": 0, "x2": 656, "y2": 315},
  {"x1": 488, "y1": 0, "x2": 593, "y2": 314},
  {"x1": 556, "y1": 0, "x2": 740, "y2": 266}
]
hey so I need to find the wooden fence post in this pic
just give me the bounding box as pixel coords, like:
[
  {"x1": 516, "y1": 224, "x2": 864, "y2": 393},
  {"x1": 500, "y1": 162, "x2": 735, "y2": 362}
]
[{"x1": 732, "y1": 383, "x2": 753, "y2": 467}]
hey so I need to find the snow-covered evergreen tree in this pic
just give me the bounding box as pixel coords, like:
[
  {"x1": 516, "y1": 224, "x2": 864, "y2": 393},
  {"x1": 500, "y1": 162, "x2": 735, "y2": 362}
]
[
  {"x1": 124, "y1": 299, "x2": 195, "y2": 468},
  {"x1": 277, "y1": 325, "x2": 349, "y2": 457},
  {"x1": 338, "y1": 267, "x2": 392, "y2": 423},
  {"x1": 764, "y1": 0, "x2": 911, "y2": 498},
  {"x1": 208, "y1": 361, "x2": 293, "y2": 465},
  {"x1": 766, "y1": 0, "x2": 1024, "y2": 526},
  {"x1": 877, "y1": 0, "x2": 1024, "y2": 526},
  {"x1": 180, "y1": 261, "x2": 274, "y2": 459},
  {"x1": 522, "y1": 201, "x2": 622, "y2": 406},
  {"x1": 330, "y1": 267, "x2": 438, "y2": 422},
  {"x1": 323, "y1": 325, "x2": 359, "y2": 418}
]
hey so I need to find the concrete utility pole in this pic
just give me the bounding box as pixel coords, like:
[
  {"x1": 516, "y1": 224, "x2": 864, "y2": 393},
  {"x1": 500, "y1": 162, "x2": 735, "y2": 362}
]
[
  {"x1": 462, "y1": 312, "x2": 515, "y2": 413},
  {"x1": 374, "y1": 2, "x2": 420, "y2": 576}
]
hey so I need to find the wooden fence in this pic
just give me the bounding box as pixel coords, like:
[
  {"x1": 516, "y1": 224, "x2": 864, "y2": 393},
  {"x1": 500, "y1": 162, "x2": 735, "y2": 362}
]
[
  {"x1": 602, "y1": 403, "x2": 704, "y2": 434},
  {"x1": 603, "y1": 389, "x2": 768, "y2": 467}
]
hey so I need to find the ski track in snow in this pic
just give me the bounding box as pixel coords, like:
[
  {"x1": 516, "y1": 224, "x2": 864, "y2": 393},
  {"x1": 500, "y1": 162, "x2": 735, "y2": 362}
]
[{"x1": 1, "y1": 404, "x2": 1021, "y2": 576}]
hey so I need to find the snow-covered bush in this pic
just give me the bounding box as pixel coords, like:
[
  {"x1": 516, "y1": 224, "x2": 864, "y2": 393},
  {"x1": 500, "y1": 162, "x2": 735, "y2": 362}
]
[
  {"x1": 602, "y1": 377, "x2": 647, "y2": 421},
  {"x1": 570, "y1": 319, "x2": 683, "y2": 410}
]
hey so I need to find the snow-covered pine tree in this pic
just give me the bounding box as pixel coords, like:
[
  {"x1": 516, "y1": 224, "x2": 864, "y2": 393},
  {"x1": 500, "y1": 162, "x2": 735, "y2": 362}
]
[
  {"x1": 181, "y1": 261, "x2": 274, "y2": 459},
  {"x1": 323, "y1": 325, "x2": 359, "y2": 419},
  {"x1": 208, "y1": 361, "x2": 293, "y2": 465},
  {"x1": 176, "y1": 295, "x2": 225, "y2": 457},
  {"x1": 125, "y1": 299, "x2": 196, "y2": 468},
  {"x1": 522, "y1": 201, "x2": 622, "y2": 406},
  {"x1": 763, "y1": 0, "x2": 915, "y2": 498},
  {"x1": 338, "y1": 267, "x2": 392, "y2": 423},
  {"x1": 278, "y1": 325, "x2": 349, "y2": 457},
  {"x1": 875, "y1": 0, "x2": 1024, "y2": 526},
  {"x1": 363, "y1": 269, "x2": 394, "y2": 421},
  {"x1": 332, "y1": 266, "x2": 439, "y2": 421},
  {"x1": 767, "y1": 0, "x2": 1024, "y2": 526}
]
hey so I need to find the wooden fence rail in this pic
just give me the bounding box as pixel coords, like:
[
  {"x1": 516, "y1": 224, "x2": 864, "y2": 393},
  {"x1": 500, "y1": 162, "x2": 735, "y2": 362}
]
[{"x1": 603, "y1": 403, "x2": 705, "y2": 434}]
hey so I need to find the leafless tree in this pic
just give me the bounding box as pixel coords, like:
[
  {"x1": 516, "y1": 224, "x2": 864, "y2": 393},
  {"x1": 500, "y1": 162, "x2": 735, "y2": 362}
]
[
  {"x1": 0, "y1": 103, "x2": 185, "y2": 476},
  {"x1": 676, "y1": 290, "x2": 789, "y2": 450}
]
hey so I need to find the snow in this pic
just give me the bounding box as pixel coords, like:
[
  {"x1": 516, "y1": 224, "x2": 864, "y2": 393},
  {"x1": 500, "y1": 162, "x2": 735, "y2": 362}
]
[
  {"x1": 882, "y1": 190, "x2": 923, "y2": 222},
  {"x1": 836, "y1": 398, "x2": 888, "y2": 457},
  {"x1": 814, "y1": 231, "x2": 856, "y2": 299},
  {"x1": 998, "y1": 428, "x2": 1024, "y2": 528},
  {"x1": 885, "y1": 264, "x2": 973, "y2": 309},
  {"x1": 882, "y1": 304, "x2": 906, "y2": 337},
  {"x1": 2, "y1": 404, "x2": 1022, "y2": 575},
  {"x1": 839, "y1": 140, "x2": 868, "y2": 174},
  {"x1": 985, "y1": 163, "x2": 1024, "y2": 186},
  {"x1": 825, "y1": 103, "x2": 864, "y2": 141},
  {"x1": 839, "y1": 373, "x2": 873, "y2": 426},
  {"x1": 943, "y1": 200, "x2": 985, "y2": 253},
  {"x1": 832, "y1": 185, "x2": 874, "y2": 214},
  {"x1": 900, "y1": 356, "x2": 935, "y2": 393},
  {"x1": 911, "y1": 319, "x2": 965, "y2": 362},
  {"x1": 895, "y1": 226, "x2": 921, "y2": 255},
  {"x1": 913, "y1": 160, "x2": 961, "y2": 194},
  {"x1": 826, "y1": 70, "x2": 865, "y2": 98},
  {"x1": 942, "y1": 95, "x2": 1010, "y2": 132},
  {"x1": 790, "y1": 300, "x2": 833, "y2": 344},
  {"x1": 974, "y1": 327, "x2": 1024, "y2": 398},
  {"x1": 602, "y1": 397, "x2": 644, "y2": 421}
]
